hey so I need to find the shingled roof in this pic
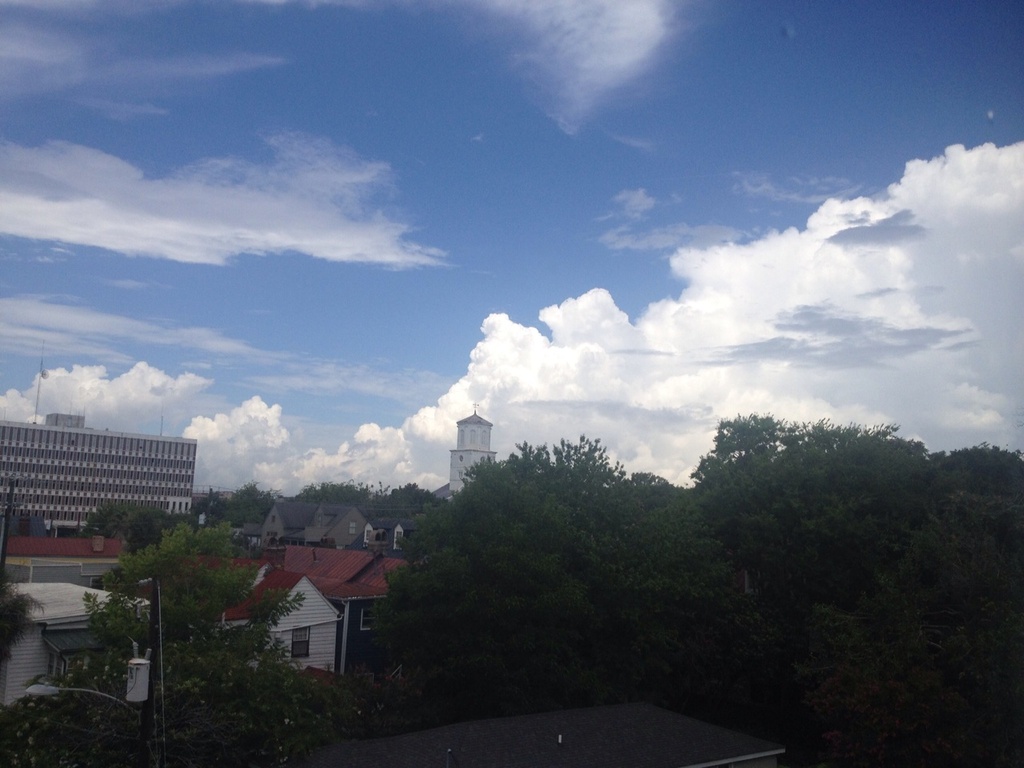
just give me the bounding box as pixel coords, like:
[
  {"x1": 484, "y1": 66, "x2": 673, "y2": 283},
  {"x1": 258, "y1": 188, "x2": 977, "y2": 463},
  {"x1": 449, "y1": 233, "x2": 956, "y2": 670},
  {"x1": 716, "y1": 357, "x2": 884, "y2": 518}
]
[{"x1": 293, "y1": 702, "x2": 784, "y2": 768}]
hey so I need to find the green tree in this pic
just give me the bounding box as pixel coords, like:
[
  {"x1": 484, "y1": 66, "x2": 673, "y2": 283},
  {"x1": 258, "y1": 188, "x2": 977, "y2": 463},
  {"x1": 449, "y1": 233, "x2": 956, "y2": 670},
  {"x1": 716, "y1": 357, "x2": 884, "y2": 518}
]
[
  {"x1": 295, "y1": 480, "x2": 374, "y2": 505},
  {"x1": 691, "y1": 417, "x2": 935, "y2": 711},
  {"x1": 366, "y1": 482, "x2": 437, "y2": 517},
  {"x1": 191, "y1": 487, "x2": 229, "y2": 527},
  {"x1": 0, "y1": 571, "x2": 35, "y2": 664},
  {"x1": 83, "y1": 503, "x2": 177, "y2": 552},
  {"x1": 378, "y1": 438, "x2": 739, "y2": 724},
  {"x1": 802, "y1": 494, "x2": 1024, "y2": 767},
  {"x1": 224, "y1": 481, "x2": 279, "y2": 527},
  {"x1": 0, "y1": 524, "x2": 347, "y2": 767}
]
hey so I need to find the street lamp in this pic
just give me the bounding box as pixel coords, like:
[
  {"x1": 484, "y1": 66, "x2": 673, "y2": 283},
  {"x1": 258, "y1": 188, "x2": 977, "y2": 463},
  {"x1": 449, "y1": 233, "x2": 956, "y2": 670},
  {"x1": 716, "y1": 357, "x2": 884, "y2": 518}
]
[
  {"x1": 26, "y1": 683, "x2": 138, "y2": 709},
  {"x1": 25, "y1": 577, "x2": 162, "y2": 768}
]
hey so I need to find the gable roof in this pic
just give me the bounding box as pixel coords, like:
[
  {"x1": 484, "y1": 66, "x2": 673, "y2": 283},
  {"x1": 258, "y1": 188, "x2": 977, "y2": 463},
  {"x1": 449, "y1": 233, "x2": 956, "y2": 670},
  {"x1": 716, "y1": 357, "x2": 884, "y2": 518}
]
[
  {"x1": 266, "y1": 501, "x2": 321, "y2": 533},
  {"x1": 262, "y1": 546, "x2": 404, "y2": 601},
  {"x1": 293, "y1": 703, "x2": 784, "y2": 768},
  {"x1": 265, "y1": 501, "x2": 367, "y2": 543},
  {"x1": 222, "y1": 569, "x2": 304, "y2": 622},
  {"x1": 6, "y1": 537, "x2": 123, "y2": 559}
]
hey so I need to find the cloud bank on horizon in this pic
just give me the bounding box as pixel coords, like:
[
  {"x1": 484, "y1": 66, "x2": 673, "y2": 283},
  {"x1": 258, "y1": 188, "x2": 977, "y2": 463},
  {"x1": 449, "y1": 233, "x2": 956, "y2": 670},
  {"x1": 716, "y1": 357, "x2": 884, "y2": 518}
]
[{"x1": 3, "y1": 141, "x2": 1021, "y2": 493}]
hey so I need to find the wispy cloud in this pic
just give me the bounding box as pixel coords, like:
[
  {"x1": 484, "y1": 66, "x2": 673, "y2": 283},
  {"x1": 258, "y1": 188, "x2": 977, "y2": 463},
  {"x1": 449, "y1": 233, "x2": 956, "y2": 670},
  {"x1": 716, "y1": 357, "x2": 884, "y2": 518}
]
[
  {"x1": 464, "y1": 0, "x2": 677, "y2": 132},
  {"x1": 0, "y1": 296, "x2": 278, "y2": 363},
  {"x1": 601, "y1": 222, "x2": 740, "y2": 251},
  {"x1": 608, "y1": 133, "x2": 656, "y2": 152},
  {"x1": 734, "y1": 171, "x2": 862, "y2": 205},
  {"x1": 0, "y1": 17, "x2": 284, "y2": 100},
  {"x1": 613, "y1": 188, "x2": 656, "y2": 219},
  {"x1": 239, "y1": 0, "x2": 679, "y2": 131},
  {"x1": 77, "y1": 98, "x2": 169, "y2": 121},
  {"x1": 599, "y1": 188, "x2": 740, "y2": 251},
  {"x1": 0, "y1": 133, "x2": 445, "y2": 267}
]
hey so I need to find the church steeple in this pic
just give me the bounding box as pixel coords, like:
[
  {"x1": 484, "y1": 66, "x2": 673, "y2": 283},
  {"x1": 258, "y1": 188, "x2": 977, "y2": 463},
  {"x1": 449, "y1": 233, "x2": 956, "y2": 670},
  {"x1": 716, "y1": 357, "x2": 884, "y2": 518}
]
[{"x1": 449, "y1": 409, "x2": 496, "y2": 493}]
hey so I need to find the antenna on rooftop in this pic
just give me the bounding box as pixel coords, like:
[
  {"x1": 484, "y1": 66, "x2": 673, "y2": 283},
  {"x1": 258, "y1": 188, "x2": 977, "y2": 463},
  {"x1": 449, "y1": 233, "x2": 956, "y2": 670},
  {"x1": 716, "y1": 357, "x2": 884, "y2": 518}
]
[{"x1": 32, "y1": 349, "x2": 48, "y2": 425}]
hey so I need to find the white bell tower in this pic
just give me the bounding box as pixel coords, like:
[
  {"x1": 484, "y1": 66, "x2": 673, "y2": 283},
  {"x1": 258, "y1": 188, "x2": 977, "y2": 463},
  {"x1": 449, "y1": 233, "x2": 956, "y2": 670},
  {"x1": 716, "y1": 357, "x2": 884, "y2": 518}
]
[{"x1": 449, "y1": 409, "x2": 496, "y2": 493}]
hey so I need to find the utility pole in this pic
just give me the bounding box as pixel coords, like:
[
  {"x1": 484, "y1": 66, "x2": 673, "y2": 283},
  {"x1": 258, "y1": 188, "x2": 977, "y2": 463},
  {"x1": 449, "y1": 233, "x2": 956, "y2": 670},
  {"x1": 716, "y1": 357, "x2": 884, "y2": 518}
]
[{"x1": 137, "y1": 577, "x2": 161, "y2": 768}]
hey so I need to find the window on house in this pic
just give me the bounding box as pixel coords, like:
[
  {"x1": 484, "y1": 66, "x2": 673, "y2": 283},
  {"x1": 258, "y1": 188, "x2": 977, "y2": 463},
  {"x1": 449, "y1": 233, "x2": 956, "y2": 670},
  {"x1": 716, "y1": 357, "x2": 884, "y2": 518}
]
[
  {"x1": 393, "y1": 528, "x2": 403, "y2": 550},
  {"x1": 47, "y1": 651, "x2": 68, "y2": 678},
  {"x1": 360, "y1": 608, "x2": 375, "y2": 631},
  {"x1": 349, "y1": 521, "x2": 357, "y2": 535},
  {"x1": 291, "y1": 626, "x2": 310, "y2": 658}
]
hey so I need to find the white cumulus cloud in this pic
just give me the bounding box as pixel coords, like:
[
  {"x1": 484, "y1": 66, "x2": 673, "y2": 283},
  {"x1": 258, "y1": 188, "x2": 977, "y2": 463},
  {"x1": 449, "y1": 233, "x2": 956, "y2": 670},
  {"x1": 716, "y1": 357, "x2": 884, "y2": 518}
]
[{"x1": 5, "y1": 142, "x2": 1019, "y2": 494}]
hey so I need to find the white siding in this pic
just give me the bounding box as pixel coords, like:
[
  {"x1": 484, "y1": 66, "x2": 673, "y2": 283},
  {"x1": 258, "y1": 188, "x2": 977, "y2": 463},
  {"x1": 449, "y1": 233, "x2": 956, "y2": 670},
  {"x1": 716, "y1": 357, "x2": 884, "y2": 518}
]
[
  {"x1": 272, "y1": 578, "x2": 339, "y2": 671},
  {"x1": 0, "y1": 618, "x2": 90, "y2": 705},
  {"x1": 1, "y1": 625, "x2": 47, "y2": 705}
]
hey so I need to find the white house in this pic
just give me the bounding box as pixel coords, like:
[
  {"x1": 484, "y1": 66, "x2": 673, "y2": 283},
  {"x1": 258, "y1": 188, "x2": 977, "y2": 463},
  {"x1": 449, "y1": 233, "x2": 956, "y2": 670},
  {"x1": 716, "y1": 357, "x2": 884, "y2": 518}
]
[
  {"x1": 0, "y1": 582, "x2": 109, "y2": 705},
  {"x1": 223, "y1": 568, "x2": 340, "y2": 672}
]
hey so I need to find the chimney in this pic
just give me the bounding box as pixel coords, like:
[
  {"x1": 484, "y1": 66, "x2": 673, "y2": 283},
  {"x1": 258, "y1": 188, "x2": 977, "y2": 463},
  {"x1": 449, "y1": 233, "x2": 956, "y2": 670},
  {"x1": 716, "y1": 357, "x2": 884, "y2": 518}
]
[
  {"x1": 92, "y1": 535, "x2": 105, "y2": 553},
  {"x1": 264, "y1": 544, "x2": 286, "y2": 569}
]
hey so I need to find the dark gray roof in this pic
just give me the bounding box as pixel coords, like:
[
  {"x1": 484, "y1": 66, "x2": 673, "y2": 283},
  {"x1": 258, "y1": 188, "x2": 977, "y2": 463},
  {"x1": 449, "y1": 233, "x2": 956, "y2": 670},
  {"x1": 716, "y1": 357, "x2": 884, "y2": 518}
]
[
  {"x1": 269, "y1": 501, "x2": 320, "y2": 532},
  {"x1": 269, "y1": 501, "x2": 364, "y2": 534},
  {"x1": 43, "y1": 628, "x2": 103, "y2": 654},
  {"x1": 293, "y1": 703, "x2": 784, "y2": 768}
]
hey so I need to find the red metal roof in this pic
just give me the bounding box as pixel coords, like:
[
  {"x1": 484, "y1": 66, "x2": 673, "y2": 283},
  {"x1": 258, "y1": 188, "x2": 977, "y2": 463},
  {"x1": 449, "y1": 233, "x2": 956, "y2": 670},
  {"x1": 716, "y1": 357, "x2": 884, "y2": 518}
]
[
  {"x1": 6, "y1": 537, "x2": 123, "y2": 558},
  {"x1": 262, "y1": 546, "x2": 405, "y2": 601},
  {"x1": 223, "y1": 569, "x2": 304, "y2": 621}
]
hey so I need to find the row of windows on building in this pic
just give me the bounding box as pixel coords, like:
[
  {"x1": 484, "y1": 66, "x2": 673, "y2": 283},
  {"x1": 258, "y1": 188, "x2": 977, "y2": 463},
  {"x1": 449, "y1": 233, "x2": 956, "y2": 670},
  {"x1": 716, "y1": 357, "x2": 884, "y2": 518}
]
[
  {"x1": 16, "y1": 482, "x2": 191, "y2": 500},
  {"x1": 0, "y1": 425, "x2": 195, "y2": 458},
  {"x1": 0, "y1": 460, "x2": 192, "y2": 485},
  {"x1": 18, "y1": 495, "x2": 192, "y2": 519},
  {"x1": 1, "y1": 447, "x2": 194, "y2": 469}
]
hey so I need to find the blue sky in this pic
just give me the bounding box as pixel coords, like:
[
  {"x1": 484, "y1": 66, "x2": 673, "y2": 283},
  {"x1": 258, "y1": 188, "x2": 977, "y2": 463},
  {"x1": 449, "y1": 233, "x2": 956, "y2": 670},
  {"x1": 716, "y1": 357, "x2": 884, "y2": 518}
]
[{"x1": 2, "y1": 0, "x2": 1022, "y2": 494}]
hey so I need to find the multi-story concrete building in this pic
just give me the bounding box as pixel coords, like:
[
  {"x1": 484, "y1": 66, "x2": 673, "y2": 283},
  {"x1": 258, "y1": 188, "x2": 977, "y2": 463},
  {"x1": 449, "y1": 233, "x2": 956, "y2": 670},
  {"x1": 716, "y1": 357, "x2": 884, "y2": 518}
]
[{"x1": 0, "y1": 414, "x2": 196, "y2": 532}]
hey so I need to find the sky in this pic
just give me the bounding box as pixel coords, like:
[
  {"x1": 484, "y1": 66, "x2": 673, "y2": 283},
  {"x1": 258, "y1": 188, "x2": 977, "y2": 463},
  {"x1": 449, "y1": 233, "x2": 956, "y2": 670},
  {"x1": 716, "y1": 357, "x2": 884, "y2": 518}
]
[{"x1": 1, "y1": 0, "x2": 1022, "y2": 495}]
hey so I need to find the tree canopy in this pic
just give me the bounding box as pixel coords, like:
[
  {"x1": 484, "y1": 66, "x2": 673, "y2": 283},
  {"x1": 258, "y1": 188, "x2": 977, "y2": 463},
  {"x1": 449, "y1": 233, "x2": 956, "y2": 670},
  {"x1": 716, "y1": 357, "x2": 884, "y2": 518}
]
[
  {"x1": 83, "y1": 503, "x2": 178, "y2": 552},
  {"x1": 378, "y1": 437, "x2": 742, "y2": 723},
  {"x1": 4, "y1": 417, "x2": 1019, "y2": 767},
  {"x1": 295, "y1": 480, "x2": 436, "y2": 516},
  {"x1": 0, "y1": 571, "x2": 35, "y2": 665},
  {"x1": 379, "y1": 420, "x2": 1023, "y2": 766}
]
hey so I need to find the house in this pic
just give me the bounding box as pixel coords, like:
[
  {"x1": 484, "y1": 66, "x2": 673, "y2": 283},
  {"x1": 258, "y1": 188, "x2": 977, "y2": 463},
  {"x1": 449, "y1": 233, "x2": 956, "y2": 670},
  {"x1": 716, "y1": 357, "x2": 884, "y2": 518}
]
[
  {"x1": 223, "y1": 568, "x2": 340, "y2": 672},
  {"x1": 260, "y1": 501, "x2": 368, "y2": 549},
  {"x1": 262, "y1": 545, "x2": 405, "y2": 675},
  {"x1": 4, "y1": 535, "x2": 123, "y2": 587},
  {"x1": 0, "y1": 582, "x2": 109, "y2": 705},
  {"x1": 349, "y1": 517, "x2": 417, "y2": 557},
  {"x1": 292, "y1": 702, "x2": 785, "y2": 768}
]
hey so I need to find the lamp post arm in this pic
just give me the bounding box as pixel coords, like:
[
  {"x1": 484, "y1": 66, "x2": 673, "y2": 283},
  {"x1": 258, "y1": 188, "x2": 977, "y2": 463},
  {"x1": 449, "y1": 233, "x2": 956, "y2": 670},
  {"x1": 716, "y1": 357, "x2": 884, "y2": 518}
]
[{"x1": 25, "y1": 684, "x2": 138, "y2": 711}]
